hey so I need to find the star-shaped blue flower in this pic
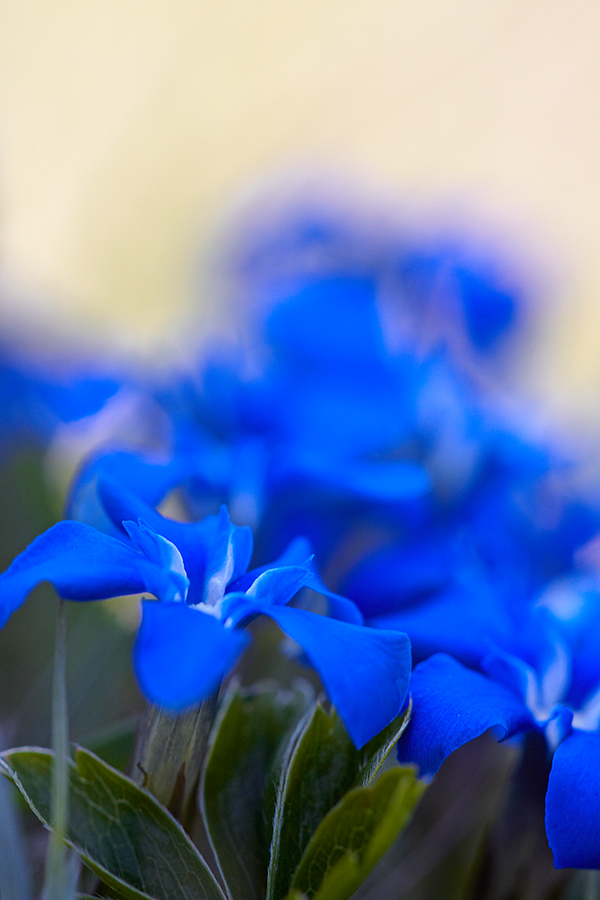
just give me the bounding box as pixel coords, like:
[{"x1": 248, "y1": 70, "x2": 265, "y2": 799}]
[{"x1": 0, "y1": 481, "x2": 410, "y2": 749}]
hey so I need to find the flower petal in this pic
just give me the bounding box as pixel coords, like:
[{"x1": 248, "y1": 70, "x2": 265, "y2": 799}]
[
  {"x1": 134, "y1": 600, "x2": 250, "y2": 710},
  {"x1": 246, "y1": 565, "x2": 312, "y2": 607},
  {"x1": 99, "y1": 478, "x2": 253, "y2": 605},
  {"x1": 397, "y1": 653, "x2": 535, "y2": 775},
  {"x1": 370, "y1": 584, "x2": 518, "y2": 668},
  {"x1": 0, "y1": 521, "x2": 181, "y2": 627},
  {"x1": 258, "y1": 605, "x2": 411, "y2": 748},
  {"x1": 545, "y1": 730, "x2": 600, "y2": 869},
  {"x1": 66, "y1": 449, "x2": 192, "y2": 533}
]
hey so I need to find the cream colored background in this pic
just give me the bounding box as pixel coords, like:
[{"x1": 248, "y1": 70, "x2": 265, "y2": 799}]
[{"x1": 1, "y1": 1, "x2": 599, "y2": 420}]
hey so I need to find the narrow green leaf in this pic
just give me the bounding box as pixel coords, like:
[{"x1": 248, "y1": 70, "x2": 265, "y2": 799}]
[
  {"x1": 291, "y1": 767, "x2": 425, "y2": 900},
  {"x1": 0, "y1": 746, "x2": 225, "y2": 900},
  {"x1": 202, "y1": 680, "x2": 312, "y2": 900},
  {"x1": 43, "y1": 597, "x2": 74, "y2": 900},
  {"x1": 267, "y1": 702, "x2": 411, "y2": 900}
]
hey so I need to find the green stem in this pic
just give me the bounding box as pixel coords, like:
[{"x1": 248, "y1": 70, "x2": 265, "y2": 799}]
[
  {"x1": 132, "y1": 695, "x2": 219, "y2": 830},
  {"x1": 42, "y1": 598, "x2": 73, "y2": 900}
]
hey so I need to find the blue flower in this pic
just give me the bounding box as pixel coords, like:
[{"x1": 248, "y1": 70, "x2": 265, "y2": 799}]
[
  {"x1": 396, "y1": 589, "x2": 600, "y2": 868},
  {"x1": 0, "y1": 485, "x2": 411, "y2": 749}
]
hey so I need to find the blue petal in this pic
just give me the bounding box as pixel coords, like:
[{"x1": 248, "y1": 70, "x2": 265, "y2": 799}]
[
  {"x1": 293, "y1": 454, "x2": 431, "y2": 502},
  {"x1": 304, "y1": 572, "x2": 364, "y2": 626},
  {"x1": 546, "y1": 730, "x2": 600, "y2": 868},
  {"x1": 266, "y1": 276, "x2": 387, "y2": 369},
  {"x1": 66, "y1": 450, "x2": 192, "y2": 532},
  {"x1": 227, "y1": 536, "x2": 312, "y2": 593},
  {"x1": 397, "y1": 654, "x2": 535, "y2": 775},
  {"x1": 245, "y1": 565, "x2": 313, "y2": 607},
  {"x1": 255, "y1": 605, "x2": 411, "y2": 748},
  {"x1": 122, "y1": 520, "x2": 189, "y2": 602},
  {"x1": 227, "y1": 537, "x2": 364, "y2": 625},
  {"x1": 370, "y1": 584, "x2": 519, "y2": 668},
  {"x1": 98, "y1": 479, "x2": 253, "y2": 605},
  {"x1": 454, "y1": 263, "x2": 517, "y2": 350},
  {"x1": 134, "y1": 600, "x2": 250, "y2": 710},
  {"x1": 0, "y1": 521, "x2": 181, "y2": 628},
  {"x1": 342, "y1": 534, "x2": 456, "y2": 618}
]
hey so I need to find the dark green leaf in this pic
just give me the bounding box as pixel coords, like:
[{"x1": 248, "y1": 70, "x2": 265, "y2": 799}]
[
  {"x1": 266, "y1": 702, "x2": 411, "y2": 900},
  {"x1": 202, "y1": 680, "x2": 312, "y2": 900},
  {"x1": 290, "y1": 767, "x2": 425, "y2": 900},
  {"x1": 0, "y1": 746, "x2": 225, "y2": 900}
]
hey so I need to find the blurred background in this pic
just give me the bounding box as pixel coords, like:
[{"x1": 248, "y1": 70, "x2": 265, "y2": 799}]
[{"x1": 1, "y1": 0, "x2": 600, "y2": 429}]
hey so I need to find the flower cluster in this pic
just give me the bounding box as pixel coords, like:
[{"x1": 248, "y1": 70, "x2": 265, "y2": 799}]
[{"x1": 2, "y1": 209, "x2": 600, "y2": 880}]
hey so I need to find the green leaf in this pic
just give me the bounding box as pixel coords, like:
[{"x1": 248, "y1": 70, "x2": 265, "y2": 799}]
[
  {"x1": 0, "y1": 746, "x2": 225, "y2": 900},
  {"x1": 266, "y1": 702, "x2": 411, "y2": 900},
  {"x1": 202, "y1": 680, "x2": 312, "y2": 900},
  {"x1": 0, "y1": 770, "x2": 32, "y2": 900},
  {"x1": 290, "y1": 766, "x2": 425, "y2": 900}
]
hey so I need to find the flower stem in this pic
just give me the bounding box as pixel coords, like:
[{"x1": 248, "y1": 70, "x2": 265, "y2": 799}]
[
  {"x1": 132, "y1": 695, "x2": 219, "y2": 830},
  {"x1": 42, "y1": 598, "x2": 74, "y2": 900}
]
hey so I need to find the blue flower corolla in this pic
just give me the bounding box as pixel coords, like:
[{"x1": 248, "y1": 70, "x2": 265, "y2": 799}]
[
  {"x1": 396, "y1": 592, "x2": 600, "y2": 868},
  {"x1": 92, "y1": 477, "x2": 411, "y2": 747},
  {"x1": 0, "y1": 483, "x2": 411, "y2": 749}
]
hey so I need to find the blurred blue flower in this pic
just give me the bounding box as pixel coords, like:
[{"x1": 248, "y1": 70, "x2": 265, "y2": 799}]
[
  {"x1": 397, "y1": 587, "x2": 600, "y2": 868},
  {"x1": 0, "y1": 343, "x2": 122, "y2": 459}
]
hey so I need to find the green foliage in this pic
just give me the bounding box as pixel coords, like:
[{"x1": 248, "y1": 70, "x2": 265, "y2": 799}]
[
  {"x1": 0, "y1": 746, "x2": 225, "y2": 900},
  {"x1": 289, "y1": 766, "x2": 425, "y2": 900},
  {"x1": 202, "y1": 680, "x2": 312, "y2": 900},
  {"x1": 0, "y1": 693, "x2": 421, "y2": 900},
  {"x1": 266, "y1": 701, "x2": 412, "y2": 900}
]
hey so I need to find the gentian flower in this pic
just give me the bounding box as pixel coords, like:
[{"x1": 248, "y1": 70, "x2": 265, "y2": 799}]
[
  {"x1": 0, "y1": 480, "x2": 411, "y2": 749},
  {"x1": 396, "y1": 585, "x2": 600, "y2": 868}
]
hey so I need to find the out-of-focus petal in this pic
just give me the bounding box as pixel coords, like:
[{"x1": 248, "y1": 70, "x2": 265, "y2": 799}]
[
  {"x1": 66, "y1": 450, "x2": 192, "y2": 531},
  {"x1": 134, "y1": 600, "x2": 250, "y2": 710},
  {"x1": 546, "y1": 730, "x2": 600, "y2": 869},
  {"x1": 293, "y1": 454, "x2": 431, "y2": 503},
  {"x1": 370, "y1": 585, "x2": 517, "y2": 668},
  {"x1": 397, "y1": 653, "x2": 534, "y2": 775}
]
